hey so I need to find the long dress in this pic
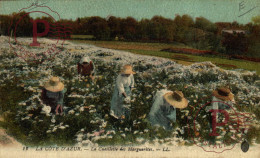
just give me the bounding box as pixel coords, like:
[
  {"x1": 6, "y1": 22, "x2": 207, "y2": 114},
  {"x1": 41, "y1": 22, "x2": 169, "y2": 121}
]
[
  {"x1": 149, "y1": 89, "x2": 177, "y2": 130},
  {"x1": 206, "y1": 96, "x2": 235, "y2": 131},
  {"x1": 110, "y1": 74, "x2": 135, "y2": 119},
  {"x1": 41, "y1": 88, "x2": 67, "y2": 113},
  {"x1": 210, "y1": 96, "x2": 235, "y2": 110}
]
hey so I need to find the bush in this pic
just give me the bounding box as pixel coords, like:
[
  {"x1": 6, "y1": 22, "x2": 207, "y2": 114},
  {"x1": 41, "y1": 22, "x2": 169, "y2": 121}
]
[{"x1": 0, "y1": 39, "x2": 259, "y2": 147}]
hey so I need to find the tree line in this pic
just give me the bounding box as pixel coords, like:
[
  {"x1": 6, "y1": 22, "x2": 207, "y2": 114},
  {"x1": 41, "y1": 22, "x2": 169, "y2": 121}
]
[{"x1": 0, "y1": 12, "x2": 259, "y2": 56}]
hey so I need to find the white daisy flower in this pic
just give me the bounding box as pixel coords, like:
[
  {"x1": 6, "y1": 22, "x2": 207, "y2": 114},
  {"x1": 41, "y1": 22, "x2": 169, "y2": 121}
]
[
  {"x1": 68, "y1": 110, "x2": 75, "y2": 114},
  {"x1": 134, "y1": 131, "x2": 139, "y2": 134},
  {"x1": 79, "y1": 107, "x2": 84, "y2": 112},
  {"x1": 59, "y1": 126, "x2": 66, "y2": 130}
]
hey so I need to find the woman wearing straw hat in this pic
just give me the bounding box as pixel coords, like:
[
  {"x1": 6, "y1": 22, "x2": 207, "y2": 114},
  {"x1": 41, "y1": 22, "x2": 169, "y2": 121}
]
[
  {"x1": 206, "y1": 87, "x2": 235, "y2": 111},
  {"x1": 149, "y1": 89, "x2": 188, "y2": 130},
  {"x1": 110, "y1": 65, "x2": 135, "y2": 120},
  {"x1": 205, "y1": 87, "x2": 236, "y2": 137},
  {"x1": 41, "y1": 77, "x2": 66, "y2": 115},
  {"x1": 78, "y1": 56, "x2": 95, "y2": 81}
]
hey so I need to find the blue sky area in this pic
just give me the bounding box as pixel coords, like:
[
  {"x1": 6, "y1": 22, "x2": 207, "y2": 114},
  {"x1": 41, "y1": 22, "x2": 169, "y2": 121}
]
[{"x1": 0, "y1": 0, "x2": 259, "y2": 24}]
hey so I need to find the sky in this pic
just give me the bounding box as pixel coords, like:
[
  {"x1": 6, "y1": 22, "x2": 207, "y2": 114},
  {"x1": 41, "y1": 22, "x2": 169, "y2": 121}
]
[{"x1": 0, "y1": 0, "x2": 259, "y2": 24}]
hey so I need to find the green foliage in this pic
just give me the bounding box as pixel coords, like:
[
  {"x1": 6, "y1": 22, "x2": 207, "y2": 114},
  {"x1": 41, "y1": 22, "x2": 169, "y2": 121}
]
[
  {"x1": 195, "y1": 17, "x2": 217, "y2": 33},
  {"x1": 0, "y1": 77, "x2": 32, "y2": 113},
  {"x1": 253, "y1": 106, "x2": 260, "y2": 121},
  {"x1": 0, "y1": 49, "x2": 259, "y2": 147},
  {"x1": 242, "y1": 73, "x2": 260, "y2": 83},
  {"x1": 251, "y1": 15, "x2": 260, "y2": 25},
  {"x1": 2, "y1": 12, "x2": 259, "y2": 58},
  {"x1": 222, "y1": 32, "x2": 249, "y2": 55},
  {"x1": 245, "y1": 126, "x2": 260, "y2": 145}
]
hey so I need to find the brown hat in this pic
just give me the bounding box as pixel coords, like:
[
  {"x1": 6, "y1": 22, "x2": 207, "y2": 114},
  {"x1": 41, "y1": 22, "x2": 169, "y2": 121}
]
[
  {"x1": 212, "y1": 87, "x2": 234, "y2": 101},
  {"x1": 163, "y1": 91, "x2": 188, "y2": 109},
  {"x1": 120, "y1": 65, "x2": 136, "y2": 75},
  {"x1": 44, "y1": 77, "x2": 64, "y2": 92}
]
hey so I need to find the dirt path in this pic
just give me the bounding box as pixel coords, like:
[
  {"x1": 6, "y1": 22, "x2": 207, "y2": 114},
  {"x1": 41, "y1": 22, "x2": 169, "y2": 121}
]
[{"x1": 0, "y1": 116, "x2": 22, "y2": 147}]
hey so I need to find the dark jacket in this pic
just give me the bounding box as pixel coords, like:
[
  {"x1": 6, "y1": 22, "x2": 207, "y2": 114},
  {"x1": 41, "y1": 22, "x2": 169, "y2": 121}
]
[
  {"x1": 78, "y1": 61, "x2": 94, "y2": 76},
  {"x1": 41, "y1": 88, "x2": 65, "y2": 113}
]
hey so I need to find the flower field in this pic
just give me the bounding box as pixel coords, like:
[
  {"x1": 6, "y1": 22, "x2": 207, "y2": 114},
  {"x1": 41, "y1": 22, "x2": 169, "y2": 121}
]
[{"x1": 0, "y1": 36, "x2": 260, "y2": 148}]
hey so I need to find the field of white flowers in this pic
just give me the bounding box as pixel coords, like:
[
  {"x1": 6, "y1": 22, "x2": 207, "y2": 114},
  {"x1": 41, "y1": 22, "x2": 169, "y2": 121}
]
[{"x1": 0, "y1": 36, "x2": 259, "y2": 148}]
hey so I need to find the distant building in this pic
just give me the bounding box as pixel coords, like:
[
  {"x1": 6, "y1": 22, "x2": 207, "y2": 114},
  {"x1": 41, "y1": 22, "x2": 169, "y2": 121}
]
[{"x1": 222, "y1": 29, "x2": 247, "y2": 35}]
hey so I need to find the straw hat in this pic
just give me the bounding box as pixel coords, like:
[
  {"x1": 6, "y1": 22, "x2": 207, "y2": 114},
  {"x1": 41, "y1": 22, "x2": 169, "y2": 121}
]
[
  {"x1": 80, "y1": 56, "x2": 91, "y2": 64},
  {"x1": 44, "y1": 77, "x2": 64, "y2": 92},
  {"x1": 212, "y1": 87, "x2": 234, "y2": 101},
  {"x1": 163, "y1": 91, "x2": 188, "y2": 109},
  {"x1": 120, "y1": 65, "x2": 136, "y2": 75}
]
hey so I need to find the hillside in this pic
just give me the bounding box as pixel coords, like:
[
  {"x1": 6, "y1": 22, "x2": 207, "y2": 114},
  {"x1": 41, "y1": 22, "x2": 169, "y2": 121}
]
[{"x1": 0, "y1": 36, "x2": 259, "y2": 152}]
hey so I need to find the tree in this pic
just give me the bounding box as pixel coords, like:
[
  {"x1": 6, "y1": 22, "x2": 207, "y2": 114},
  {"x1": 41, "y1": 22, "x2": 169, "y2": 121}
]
[
  {"x1": 252, "y1": 15, "x2": 260, "y2": 25},
  {"x1": 120, "y1": 17, "x2": 138, "y2": 40},
  {"x1": 150, "y1": 16, "x2": 176, "y2": 42},
  {"x1": 231, "y1": 21, "x2": 240, "y2": 28},
  {"x1": 107, "y1": 16, "x2": 121, "y2": 39},
  {"x1": 181, "y1": 14, "x2": 194, "y2": 28},
  {"x1": 173, "y1": 14, "x2": 194, "y2": 43},
  {"x1": 173, "y1": 15, "x2": 184, "y2": 42},
  {"x1": 11, "y1": 12, "x2": 33, "y2": 37},
  {"x1": 0, "y1": 15, "x2": 12, "y2": 36},
  {"x1": 80, "y1": 17, "x2": 91, "y2": 35},
  {"x1": 71, "y1": 18, "x2": 83, "y2": 35},
  {"x1": 222, "y1": 32, "x2": 249, "y2": 55},
  {"x1": 136, "y1": 19, "x2": 150, "y2": 41},
  {"x1": 215, "y1": 22, "x2": 232, "y2": 35},
  {"x1": 34, "y1": 16, "x2": 54, "y2": 37},
  {"x1": 195, "y1": 17, "x2": 217, "y2": 33},
  {"x1": 87, "y1": 16, "x2": 110, "y2": 40}
]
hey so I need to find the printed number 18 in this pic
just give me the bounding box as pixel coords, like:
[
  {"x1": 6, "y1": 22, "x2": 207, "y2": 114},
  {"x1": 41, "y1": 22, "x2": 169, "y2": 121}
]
[{"x1": 23, "y1": 146, "x2": 29, "y2": 151}]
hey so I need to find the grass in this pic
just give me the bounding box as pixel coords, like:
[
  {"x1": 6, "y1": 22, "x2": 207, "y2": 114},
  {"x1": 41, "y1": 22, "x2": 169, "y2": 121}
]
[
  {"x1": 71, "y1": 39, "x2": 260, "y2": 75},
  {"x1": 1, "y1": 39, "x2": 260, "y2": 146},
  {"x1": 248, "y1": 41, "x2": 260, "y2": 58},
  {"x1": 71, "y1": 39, "x2": 190, "y2": 51},
  {"x1": 71, "y1": 35, "x2": 94, "y2": 40},
  {"x1": 129, "y1": 50, "x2": 260, "y2": 73}
]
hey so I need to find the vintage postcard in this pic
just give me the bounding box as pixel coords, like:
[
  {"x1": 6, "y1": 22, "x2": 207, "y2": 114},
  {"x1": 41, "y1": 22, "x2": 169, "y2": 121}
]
[{"x1": 0, "y1": 0, "x2": 259, "y2": 157}]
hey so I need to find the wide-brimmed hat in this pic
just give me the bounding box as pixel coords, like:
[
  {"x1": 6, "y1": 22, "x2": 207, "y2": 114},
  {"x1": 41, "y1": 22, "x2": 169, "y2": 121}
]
[
  {"x1": 212, "y1": 87, "x2": 234, "y2": 101},
  {"x1": 44, "y1": 77, "x2": 64, "y2": 92},
  {"x1": 120, "y1": 65, "x2": 136, "y2": 75},
  {"x1": 164, "y1": 91, "x2": 188, "y2": 109},
  {"x1": 80, "y1": 56, "x2": 91, "y2": 64}
]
